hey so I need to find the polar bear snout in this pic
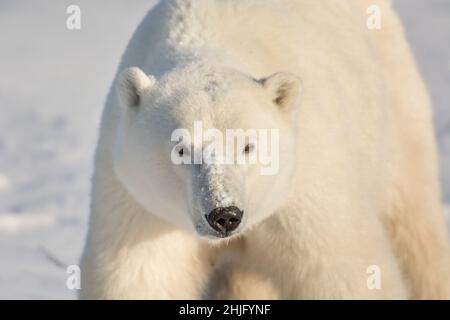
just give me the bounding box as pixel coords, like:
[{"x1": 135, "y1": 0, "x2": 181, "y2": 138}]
[{"x1": 206, "y1": 206, "x2": 243, "y2": 237}]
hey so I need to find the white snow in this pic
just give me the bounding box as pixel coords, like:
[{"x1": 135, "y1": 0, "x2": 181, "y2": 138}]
[
  {"x1": 0, "y1": 0, "x2": 448, "y2": 299},
  {"x1": 0, "y1": 212, "x2": 55, "y2": 233}
]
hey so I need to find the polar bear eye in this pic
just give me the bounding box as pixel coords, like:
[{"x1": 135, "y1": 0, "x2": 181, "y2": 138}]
[
  {"x1": 243, "y1": 143, "x2": 254, "y2": 154},
  {"x1": 177, "y1": 145, "x2": 191, "y2": 158}
]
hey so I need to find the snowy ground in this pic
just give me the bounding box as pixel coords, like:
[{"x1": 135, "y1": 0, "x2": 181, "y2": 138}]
[{"x1": 0, "y1": 0, "x2": 449, "y2": 299}]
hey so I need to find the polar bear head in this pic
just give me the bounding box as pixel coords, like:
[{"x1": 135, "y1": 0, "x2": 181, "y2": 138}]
[{"x1": 113, "y1": 64, "x2": 302, "y2": 241}]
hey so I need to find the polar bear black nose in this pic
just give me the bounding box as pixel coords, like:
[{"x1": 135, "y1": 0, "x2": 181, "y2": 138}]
[{"x1": 206, "y1": 206, "x2": 243, "y2": 236}]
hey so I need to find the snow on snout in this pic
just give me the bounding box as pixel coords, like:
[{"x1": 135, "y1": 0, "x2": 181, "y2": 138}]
[{"x1": 202, "y1": 162, "x2": 233, "y2": 208}]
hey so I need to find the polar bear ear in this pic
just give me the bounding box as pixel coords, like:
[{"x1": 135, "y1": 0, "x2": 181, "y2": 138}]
[
  {"x1": 261, "y1": 72, "x2": 302, "y2": 110},
  {"x1": 116, "y1": 67, "x2": 156, "y2": 108}
]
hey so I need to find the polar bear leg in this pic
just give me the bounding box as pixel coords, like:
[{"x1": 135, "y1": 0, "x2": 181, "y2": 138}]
[
  {"x1": 80, "y1": 166, "x2": 214, "y2": 299},
  {"x1": 383, "y1": 197, "x2": 450, "y2": 299},
  {"x1": 383, "y1": 145, "x2": 450, "y2": 299},
  {"x1": 81, "y1": 223, "x2": 214, "y2": 299},
  {"x1": 80, "y1": 220, "x2": 214, "y2": 299}
]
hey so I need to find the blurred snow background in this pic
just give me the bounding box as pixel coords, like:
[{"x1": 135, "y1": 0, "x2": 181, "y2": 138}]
[{"x1": 0, "y1": 0, "x2": 448, "y2": 299}]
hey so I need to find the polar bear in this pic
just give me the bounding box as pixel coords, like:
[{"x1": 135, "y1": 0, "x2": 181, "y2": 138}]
[{"x1": 80, "y1": 0, "x2": 450, "y2": 299}]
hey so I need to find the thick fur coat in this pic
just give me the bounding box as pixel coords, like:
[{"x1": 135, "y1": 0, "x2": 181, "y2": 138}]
[{"x1": 80, "y1": 0, "x2": 450, "y2": 299}]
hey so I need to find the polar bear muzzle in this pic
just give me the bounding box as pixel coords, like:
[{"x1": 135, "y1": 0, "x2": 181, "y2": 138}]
[{"x1": 205, "y1": 206, "x2": 243, "y2": 237}]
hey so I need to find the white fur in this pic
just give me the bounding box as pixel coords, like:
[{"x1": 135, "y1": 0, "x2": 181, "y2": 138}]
[{"x1": 80, "y1": 0, "x2": 450, "y2": 299}]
